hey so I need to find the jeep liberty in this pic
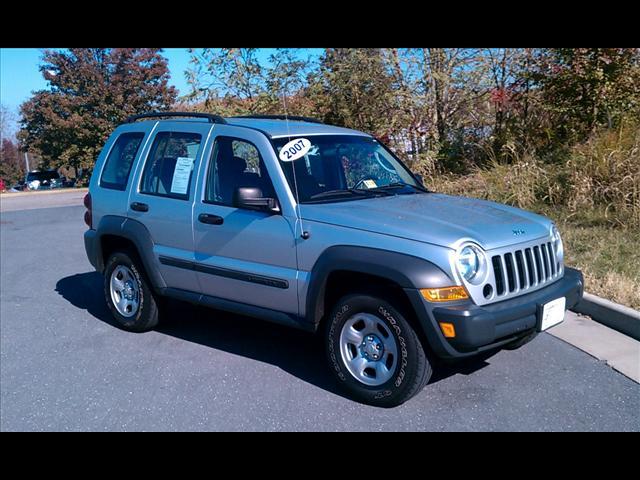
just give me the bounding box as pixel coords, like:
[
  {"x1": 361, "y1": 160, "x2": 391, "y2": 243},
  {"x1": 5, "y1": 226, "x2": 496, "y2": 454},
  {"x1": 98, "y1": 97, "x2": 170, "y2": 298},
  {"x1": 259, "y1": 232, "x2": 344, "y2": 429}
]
[{"x1": 83, "y1": 112, "x2": 584, "y2": 407}]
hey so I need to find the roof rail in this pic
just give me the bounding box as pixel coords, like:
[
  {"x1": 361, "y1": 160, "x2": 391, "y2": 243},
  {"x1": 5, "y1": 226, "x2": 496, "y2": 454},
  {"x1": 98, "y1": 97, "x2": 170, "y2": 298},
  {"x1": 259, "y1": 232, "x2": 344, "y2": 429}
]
[
  {"x1": 124, "y1": 111, "x2": 227, "y2": 124},
  {"x1": 232, "y1": 114, "x2": 323, "y2": 124}
]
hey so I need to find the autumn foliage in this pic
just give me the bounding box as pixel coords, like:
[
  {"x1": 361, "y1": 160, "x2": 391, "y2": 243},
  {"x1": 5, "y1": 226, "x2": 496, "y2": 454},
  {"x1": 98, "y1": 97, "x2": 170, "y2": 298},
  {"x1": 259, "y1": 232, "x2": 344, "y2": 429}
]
[{"x1": 19, "y1": 48, "x2": 176, "y2": 178}]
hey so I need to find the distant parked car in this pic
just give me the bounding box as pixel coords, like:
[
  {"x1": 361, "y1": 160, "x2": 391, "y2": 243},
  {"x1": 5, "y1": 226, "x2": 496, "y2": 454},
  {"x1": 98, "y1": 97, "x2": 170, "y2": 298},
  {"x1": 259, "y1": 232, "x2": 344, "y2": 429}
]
[
  {"x1": 0, "y1": 178, "x2": 6, "y2": 192},
  {"x1": 25, "y1": 170, "x2": 63, "y2": 190}
]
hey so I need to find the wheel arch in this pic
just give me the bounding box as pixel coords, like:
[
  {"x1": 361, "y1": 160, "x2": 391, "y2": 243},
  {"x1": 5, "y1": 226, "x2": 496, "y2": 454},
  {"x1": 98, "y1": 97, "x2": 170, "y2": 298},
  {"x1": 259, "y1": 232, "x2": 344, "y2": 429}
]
[
  {"x1": 94, "y1": 215, "x2": 167, "y2": 291},
  {"x1": 305, "y1": 245, "x2": 454, "y2": 329}
]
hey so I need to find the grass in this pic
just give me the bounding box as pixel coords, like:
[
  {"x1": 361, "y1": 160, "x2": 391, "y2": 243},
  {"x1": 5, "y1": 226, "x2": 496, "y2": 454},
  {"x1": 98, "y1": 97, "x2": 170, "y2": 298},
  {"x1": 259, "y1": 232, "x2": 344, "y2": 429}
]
[{"x1": 541, "y1": 206, "x2": 640, "y2": 309}]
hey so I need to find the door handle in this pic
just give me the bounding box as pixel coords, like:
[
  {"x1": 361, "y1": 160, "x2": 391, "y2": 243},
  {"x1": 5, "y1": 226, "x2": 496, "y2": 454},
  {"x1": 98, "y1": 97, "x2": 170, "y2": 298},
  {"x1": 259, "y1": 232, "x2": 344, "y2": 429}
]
[
  {"x1": 198, "y1": 213, "x2": 224, "y2": 225},
  {"x1": 130, "y1": 202, "x2": 149, "y2": 212}
]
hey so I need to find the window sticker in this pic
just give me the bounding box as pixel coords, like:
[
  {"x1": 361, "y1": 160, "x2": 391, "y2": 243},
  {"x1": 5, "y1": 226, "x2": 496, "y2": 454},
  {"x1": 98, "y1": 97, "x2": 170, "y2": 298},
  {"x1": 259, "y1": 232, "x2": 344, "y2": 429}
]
[
  {"x1": 279, "y1": 138, "x2": 311, "y2": 162},
  {"x1": 362, "y1": 179, "x2": 378, "y2": 189},
  {"x1": 170, "y1": 157, "x2": 194, "y2": 194}
]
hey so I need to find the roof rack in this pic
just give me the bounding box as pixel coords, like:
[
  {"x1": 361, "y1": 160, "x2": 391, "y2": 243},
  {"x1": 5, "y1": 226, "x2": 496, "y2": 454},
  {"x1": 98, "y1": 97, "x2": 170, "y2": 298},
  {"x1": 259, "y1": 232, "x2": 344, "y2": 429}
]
[
  {"x1": 232, "y1": 114, "x2": 323, "y2": 124},
  {"x1": 124, "y1": 111, "x2": 227, "y2": 124}
]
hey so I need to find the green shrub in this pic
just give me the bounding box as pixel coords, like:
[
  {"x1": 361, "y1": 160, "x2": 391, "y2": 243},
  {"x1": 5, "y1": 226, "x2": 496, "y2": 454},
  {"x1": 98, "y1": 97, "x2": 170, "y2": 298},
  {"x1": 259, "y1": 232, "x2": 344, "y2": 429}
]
[{"x1": 429, "y1": 120, "x2": 640, "y2": 229}]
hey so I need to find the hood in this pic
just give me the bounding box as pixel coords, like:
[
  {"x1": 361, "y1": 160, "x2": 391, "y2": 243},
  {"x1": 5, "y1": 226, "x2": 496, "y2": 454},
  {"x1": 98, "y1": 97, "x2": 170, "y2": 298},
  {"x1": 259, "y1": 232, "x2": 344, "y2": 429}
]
[{"x1": 300, "y1": 193, "x2": 552, "y2": 251}]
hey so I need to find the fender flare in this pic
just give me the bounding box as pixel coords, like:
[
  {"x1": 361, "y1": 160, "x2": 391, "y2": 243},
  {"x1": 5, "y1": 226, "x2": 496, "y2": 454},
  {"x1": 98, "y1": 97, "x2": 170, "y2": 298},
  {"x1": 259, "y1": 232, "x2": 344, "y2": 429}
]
[
  {"x1": 94, "y1": 215, "x2": 167, "y2": 290},
  {"x1": 305, "y1": 245, "x2": 454, "y2": 326}
]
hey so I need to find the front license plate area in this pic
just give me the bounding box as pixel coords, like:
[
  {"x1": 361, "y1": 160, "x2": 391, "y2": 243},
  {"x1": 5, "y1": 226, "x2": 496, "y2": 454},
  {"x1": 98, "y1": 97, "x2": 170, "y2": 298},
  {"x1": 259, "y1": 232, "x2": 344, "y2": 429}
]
[{"x1": 538, "y1": 297, "x2": 566, "y2": 331}]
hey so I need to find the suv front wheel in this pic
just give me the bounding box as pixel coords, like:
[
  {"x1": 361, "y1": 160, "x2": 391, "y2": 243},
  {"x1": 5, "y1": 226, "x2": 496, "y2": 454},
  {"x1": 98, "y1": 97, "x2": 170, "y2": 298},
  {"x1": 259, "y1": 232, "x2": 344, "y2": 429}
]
[
  {"x1": 104, "y1": 250, "x2": 160, "y2": 332},
  {"x1": 325, "y1": 294, "x2": 432, "y2": 407}
]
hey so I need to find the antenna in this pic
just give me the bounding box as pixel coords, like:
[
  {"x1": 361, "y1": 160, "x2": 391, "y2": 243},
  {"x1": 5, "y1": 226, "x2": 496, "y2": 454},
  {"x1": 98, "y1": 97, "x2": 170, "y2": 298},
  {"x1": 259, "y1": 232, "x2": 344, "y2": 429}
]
[{"x1": 281, "y1": 83, "x2": 309, "y2": 240}]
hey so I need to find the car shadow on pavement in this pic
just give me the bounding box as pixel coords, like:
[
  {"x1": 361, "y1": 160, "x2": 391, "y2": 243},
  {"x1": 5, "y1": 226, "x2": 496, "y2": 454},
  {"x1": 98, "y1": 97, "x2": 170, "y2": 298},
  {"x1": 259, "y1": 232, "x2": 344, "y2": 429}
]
[{"x1": 56, "y1": 271, "x2": 496, "y2": 402}]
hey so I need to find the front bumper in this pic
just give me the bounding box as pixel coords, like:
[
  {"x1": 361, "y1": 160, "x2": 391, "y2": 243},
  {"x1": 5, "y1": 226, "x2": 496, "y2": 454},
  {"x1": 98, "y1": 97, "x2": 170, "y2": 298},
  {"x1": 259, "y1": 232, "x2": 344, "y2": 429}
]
[{"x1": 406, "y1": 267, "x2": 584, "y2": 359}]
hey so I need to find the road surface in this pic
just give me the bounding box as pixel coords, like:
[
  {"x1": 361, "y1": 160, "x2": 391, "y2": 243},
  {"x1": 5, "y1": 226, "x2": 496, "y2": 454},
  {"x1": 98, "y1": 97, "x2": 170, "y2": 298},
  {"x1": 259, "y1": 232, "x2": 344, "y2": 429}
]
[{"x1": 1, "y1": 192, "x2": 638, "y2": 431}]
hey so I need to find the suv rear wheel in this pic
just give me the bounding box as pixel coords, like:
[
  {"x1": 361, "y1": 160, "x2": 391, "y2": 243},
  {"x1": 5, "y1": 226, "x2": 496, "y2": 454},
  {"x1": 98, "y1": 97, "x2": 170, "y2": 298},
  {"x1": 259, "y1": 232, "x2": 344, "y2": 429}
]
[
  {"x1": 325, "y1": 294, "x2": 432, "y2": 407},
  {"x1": 104, "y1": 250, "x2": 160, "y2": 332}
]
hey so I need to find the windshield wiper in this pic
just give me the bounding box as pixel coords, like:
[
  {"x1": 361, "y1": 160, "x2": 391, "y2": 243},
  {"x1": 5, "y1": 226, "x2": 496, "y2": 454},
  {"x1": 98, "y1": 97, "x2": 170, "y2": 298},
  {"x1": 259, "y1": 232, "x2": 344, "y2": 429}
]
[
  {"x1": 308, "y1": 188, "x2": 392, "y2": 201},
  {"x1": 373, "y1": 182, "x2": 429, "y2": 193}
]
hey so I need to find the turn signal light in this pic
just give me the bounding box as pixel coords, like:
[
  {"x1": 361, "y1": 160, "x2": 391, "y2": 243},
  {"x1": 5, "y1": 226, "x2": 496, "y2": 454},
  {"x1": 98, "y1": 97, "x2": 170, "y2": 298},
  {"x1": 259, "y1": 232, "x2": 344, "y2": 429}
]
[
  {"x1": 439, "y1": 322, "x2": 456, "y2": 338},
  {"x1": 420, "y1": 286, "x2": 469, "y2": 302}
]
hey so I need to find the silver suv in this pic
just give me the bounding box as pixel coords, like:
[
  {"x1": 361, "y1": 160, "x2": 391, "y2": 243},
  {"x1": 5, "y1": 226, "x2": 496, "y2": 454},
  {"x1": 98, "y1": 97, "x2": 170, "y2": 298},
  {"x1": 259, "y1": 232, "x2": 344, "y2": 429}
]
[{"x1": 83, "y1": 112, "x2": 584, "y2": 407}]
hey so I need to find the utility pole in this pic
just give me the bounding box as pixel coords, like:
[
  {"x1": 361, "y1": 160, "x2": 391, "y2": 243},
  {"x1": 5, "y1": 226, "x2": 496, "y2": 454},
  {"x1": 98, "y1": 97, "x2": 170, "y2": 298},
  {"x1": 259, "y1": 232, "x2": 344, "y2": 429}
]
[{"x1": 24, "y1": 152, "x2": 30, "y2": 172}]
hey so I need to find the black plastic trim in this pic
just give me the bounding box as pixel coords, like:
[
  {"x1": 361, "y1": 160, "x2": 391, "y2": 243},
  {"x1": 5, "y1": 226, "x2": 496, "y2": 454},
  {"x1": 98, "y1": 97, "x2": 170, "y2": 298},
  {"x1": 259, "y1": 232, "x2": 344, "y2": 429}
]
[
  {"x1": 87, "y1": 216, "x2": 167, "y2": 290},
  {"x1": 407, "y1": 267, "x2": 585, "y2": 359},
  {"x1": 124, "y1": 111, "x2": 227, "y2": 125},
  {"x1": 158, "y1": 255, "x2": 289, "y2": 289},
  {"x1": 305, "y1": 245, "x2": 454, "y2": 325},
  {"x1": 231, "y1": 114, "x2": 323, "y2": 124},
  {"x1": 159, "y1": 287, "x2": 311, "y2": 332}
]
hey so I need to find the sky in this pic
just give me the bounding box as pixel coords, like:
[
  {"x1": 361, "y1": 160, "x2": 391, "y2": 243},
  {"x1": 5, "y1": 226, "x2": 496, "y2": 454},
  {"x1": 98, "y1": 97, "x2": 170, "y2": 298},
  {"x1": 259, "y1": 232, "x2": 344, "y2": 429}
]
[{"x1": 0, "y1": 48, "x2": 320, "y2": 136}]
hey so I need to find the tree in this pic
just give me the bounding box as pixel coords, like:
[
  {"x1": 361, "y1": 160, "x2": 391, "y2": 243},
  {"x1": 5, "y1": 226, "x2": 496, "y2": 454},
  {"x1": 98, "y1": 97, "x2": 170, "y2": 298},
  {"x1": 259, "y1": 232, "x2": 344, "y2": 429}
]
[
  {"x1": 185, "y1": 48, "x2": 316, "y2": 116},
  {"x1": 314, "y1": 48, "x2": 397, "y2": 136},
  {"x1": 533, "y1": 48, "x2": 640, "y2": 143},
  {"x1": 185, "y1": 48, "x2": 266, "y2": 111},
  {"x1": 0, "y1": 138, "x2": 24, "y2": 185},
  {"x1": 19, "y1": 48, "x2": 176, "y2": 177}
]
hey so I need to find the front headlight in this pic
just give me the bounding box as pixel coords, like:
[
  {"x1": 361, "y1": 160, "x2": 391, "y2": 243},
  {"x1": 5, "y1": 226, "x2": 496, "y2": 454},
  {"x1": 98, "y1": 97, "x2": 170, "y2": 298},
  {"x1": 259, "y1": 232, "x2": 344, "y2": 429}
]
[
  {"x1": 551, "y1": 225, "x2": 564, "y2": 262},
  {"x1": 456, "y1": 244, "x2": 487, "y2": 284}
]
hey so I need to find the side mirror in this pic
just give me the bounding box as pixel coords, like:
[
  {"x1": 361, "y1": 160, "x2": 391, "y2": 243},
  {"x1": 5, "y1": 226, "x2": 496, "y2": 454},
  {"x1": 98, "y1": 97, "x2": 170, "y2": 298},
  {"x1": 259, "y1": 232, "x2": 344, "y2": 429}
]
[
  {"x1": 414, "y1": 174, "x2": 424, "y2": 186},
  {"x1": 233, "y1": 187, "x2": 277, "y2": 212}
]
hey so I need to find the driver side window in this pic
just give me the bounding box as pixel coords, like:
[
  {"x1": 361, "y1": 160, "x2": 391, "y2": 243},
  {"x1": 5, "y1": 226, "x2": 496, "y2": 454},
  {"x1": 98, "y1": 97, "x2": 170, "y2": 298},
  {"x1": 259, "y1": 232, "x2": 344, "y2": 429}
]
[{"x1": 204, "y1": 136, "x2": 276, "y2": 207}]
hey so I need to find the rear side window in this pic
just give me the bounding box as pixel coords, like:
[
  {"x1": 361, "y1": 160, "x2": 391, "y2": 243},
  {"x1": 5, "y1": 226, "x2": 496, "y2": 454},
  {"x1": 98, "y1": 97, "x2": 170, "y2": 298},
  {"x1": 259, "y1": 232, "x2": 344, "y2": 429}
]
[
  {"x1": 100, "y1": 132, "x2": 145, "y2": 190},
  {"x1": 140, "y1": 132, "x2": 202, "y2": 200}
]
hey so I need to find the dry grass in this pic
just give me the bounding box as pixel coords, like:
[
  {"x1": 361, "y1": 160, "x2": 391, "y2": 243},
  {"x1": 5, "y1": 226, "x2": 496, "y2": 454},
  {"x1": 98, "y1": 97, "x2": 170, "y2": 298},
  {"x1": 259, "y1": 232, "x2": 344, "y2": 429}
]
[
  {"x1": 551, "y1": 209, "x2": 640, "y2": 309},
  {"x1": 425, "y1": 120, "x2": 640, "y2": 229},
  {"x1": 567, "y1": 119, "x2": 640, "y2": 229}
]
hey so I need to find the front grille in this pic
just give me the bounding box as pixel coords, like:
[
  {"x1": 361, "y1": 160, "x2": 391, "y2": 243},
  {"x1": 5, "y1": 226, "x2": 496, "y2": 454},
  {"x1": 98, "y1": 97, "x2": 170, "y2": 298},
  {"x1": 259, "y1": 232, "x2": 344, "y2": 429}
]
[{"x1": 490, "y1": 240, "x2": 561, "y2": 299}]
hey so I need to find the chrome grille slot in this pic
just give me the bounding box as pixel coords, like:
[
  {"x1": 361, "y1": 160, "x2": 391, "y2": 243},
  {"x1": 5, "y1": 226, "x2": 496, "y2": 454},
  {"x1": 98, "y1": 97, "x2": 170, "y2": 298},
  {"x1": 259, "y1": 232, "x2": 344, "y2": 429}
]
[
  {"x1": 525, "y1": 248, "x2": 535, "y2": 286},
  {"x1": 533, "y1": 246, "x2": 543, "y2": 283},
  {"x1": 540, "y1": 244, "x2": 549, "y2": 279},
  {"x1": 504, "y1": 253, "x2": 516, "y2": 292},
  {"x1": 515, "y1": 250, "x2": 526, "y2": 289},
  {"x1": 492, "y1": 255, "x2": 505, "y2": 295}
]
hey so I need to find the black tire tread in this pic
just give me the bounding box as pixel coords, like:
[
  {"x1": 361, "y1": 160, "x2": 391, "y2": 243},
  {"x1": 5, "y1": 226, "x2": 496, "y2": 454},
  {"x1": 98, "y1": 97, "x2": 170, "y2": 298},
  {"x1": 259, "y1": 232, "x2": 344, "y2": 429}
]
[
  {"x1": 326, "y1": 294, "x2": 432, "y2": 407},
  {"x1": 103, "y1": 249, "x2": 160, "y2": 332}
]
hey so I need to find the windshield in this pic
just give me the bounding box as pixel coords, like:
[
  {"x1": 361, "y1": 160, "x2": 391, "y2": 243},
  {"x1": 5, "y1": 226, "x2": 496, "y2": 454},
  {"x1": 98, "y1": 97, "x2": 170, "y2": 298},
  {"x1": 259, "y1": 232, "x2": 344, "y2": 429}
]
[{"x1": 273, "y1": 135, "x2": 423, "y2": 203}]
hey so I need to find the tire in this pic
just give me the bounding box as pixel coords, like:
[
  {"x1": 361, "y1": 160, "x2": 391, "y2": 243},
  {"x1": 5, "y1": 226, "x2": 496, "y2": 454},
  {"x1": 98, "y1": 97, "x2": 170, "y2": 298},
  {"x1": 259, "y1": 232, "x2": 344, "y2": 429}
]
[
  {"x1": 325, "y1": 294, "x2": 432, "y2": 407},
  {"x1": 503, "y1": 330, "x2": 538, "y2": 350},
  {"x1": 103, "y1": 250, "x2": 161, "y2": 332}
]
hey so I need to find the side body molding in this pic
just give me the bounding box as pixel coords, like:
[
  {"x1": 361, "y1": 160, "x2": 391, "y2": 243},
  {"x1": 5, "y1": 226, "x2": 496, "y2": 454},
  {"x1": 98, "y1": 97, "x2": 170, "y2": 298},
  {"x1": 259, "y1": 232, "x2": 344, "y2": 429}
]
[{"x1": 305, "y1": 245, "x2": 454, "y2": 326}]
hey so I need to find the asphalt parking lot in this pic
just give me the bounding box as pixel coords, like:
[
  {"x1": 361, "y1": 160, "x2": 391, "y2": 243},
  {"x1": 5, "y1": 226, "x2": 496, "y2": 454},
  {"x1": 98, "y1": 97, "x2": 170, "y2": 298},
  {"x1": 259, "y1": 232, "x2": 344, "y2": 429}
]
[{"x1": 1, "y1": 194, "x2": 639, "y2": 431}]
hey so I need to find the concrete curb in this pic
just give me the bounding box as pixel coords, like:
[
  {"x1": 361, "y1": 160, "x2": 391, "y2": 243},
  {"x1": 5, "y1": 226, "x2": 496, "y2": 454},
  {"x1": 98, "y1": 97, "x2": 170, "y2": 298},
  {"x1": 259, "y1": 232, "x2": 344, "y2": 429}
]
[{"x1": 571, "y1": 293, "x2": 640, "y2": 341}]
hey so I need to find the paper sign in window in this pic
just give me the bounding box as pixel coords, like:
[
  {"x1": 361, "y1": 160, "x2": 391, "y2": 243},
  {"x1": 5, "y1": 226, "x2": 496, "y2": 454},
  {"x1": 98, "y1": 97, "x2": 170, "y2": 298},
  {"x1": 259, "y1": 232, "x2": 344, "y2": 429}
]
[{"x1": 170, "y1": 157, "x2": 194, "y2": 195}]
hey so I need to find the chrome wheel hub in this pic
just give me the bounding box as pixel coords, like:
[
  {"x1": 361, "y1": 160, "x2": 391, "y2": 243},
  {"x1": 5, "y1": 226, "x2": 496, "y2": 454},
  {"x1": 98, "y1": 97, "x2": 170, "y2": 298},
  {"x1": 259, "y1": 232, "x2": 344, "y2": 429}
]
[
  {"x1": 339, "y1": 312, "x2": 398, "y2": 387},
  {"x1": 361, "y1": 334, "x2": 384, "y2": 360},
  {"x1": 109, "y1": 265, "x2": 140, "y2": 318}
]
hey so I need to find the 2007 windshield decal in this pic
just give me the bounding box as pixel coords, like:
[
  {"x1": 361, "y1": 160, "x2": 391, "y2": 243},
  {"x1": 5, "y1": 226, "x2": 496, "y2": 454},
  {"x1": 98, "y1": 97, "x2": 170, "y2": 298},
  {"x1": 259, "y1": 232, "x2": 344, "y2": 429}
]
[{"x1": 279, "y1": 138, "x2": 311, "y2": 162}]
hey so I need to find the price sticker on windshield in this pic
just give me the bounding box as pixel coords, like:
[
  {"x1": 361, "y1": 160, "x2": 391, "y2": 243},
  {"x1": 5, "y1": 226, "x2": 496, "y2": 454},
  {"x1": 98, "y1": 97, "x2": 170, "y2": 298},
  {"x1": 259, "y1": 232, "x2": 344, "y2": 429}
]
[{"x1": 279, "y1": 138, "x2": 311, "y2": 162}]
